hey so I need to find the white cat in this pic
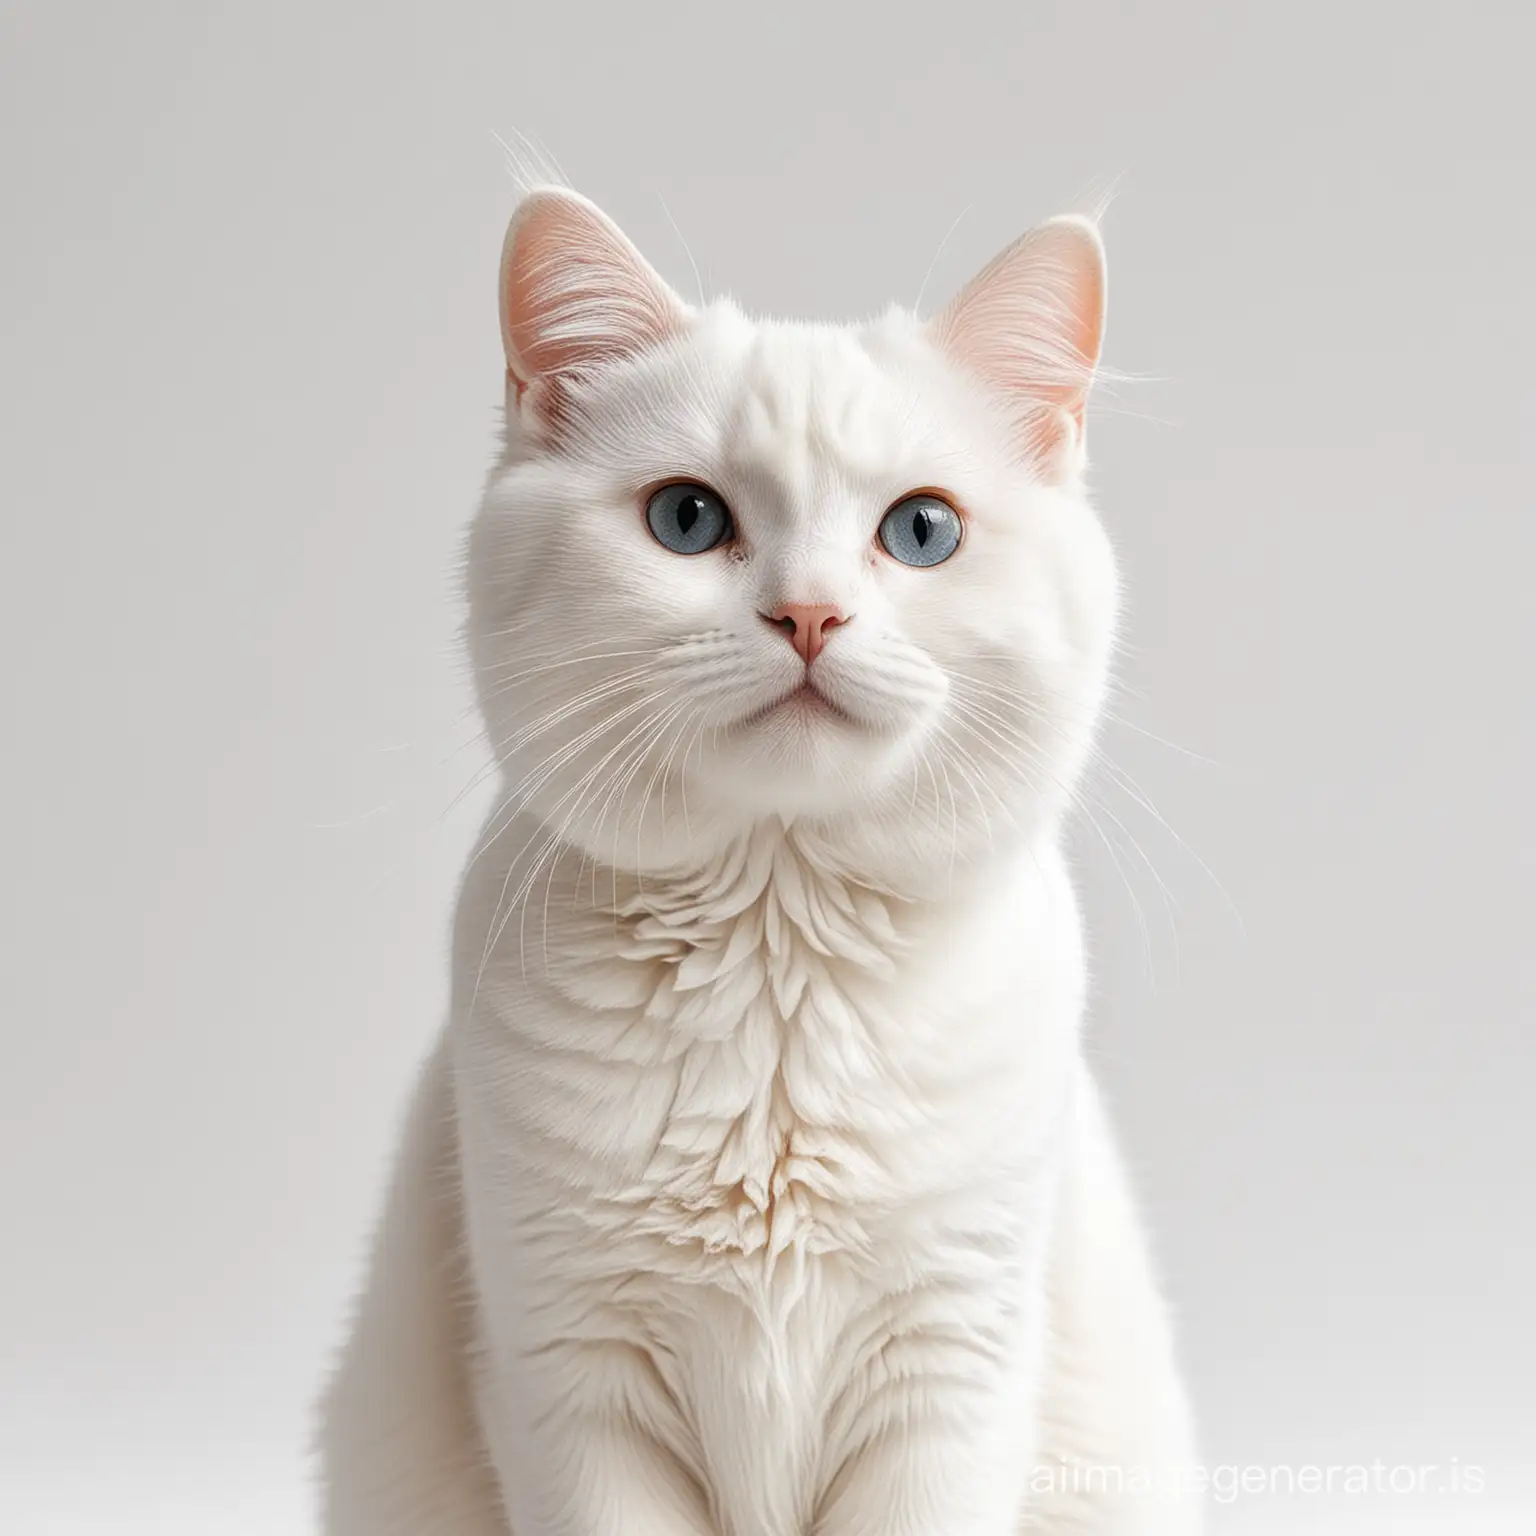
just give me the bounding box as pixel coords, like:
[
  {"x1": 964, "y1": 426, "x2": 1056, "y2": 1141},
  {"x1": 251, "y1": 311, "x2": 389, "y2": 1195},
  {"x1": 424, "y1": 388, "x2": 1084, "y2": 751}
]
[{"x1": 318, "y1": 187, "x2": 1201, "y2": 1535}]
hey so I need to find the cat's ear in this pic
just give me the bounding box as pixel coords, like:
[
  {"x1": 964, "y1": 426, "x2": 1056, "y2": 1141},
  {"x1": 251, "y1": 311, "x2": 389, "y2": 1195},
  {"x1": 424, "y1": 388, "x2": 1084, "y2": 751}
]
[
  {"x1": 498, "y1": 187, "x2": 687, "y2": 425},
  {"x1": 929, "y1": 217, "x2": 1106, "y2": 480}
]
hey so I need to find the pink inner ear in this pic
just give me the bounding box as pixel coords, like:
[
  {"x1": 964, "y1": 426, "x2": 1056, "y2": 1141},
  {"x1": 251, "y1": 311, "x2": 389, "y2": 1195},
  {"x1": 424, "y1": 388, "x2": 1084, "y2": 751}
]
[
  {"x1": 931, "y1": 218, "x2": 1106, "y2": 463},
  {"x1": 500, "y1": 190, "x2": 684, "y2": 394}
]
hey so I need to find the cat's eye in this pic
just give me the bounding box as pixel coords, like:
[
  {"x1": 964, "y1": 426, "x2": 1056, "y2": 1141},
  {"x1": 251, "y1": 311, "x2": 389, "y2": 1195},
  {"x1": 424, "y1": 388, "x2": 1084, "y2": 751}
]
[
  {"x1": 645, "y1": 482, "x2": 734, "y2": 555},
  {"x1": 878, "y1": 494, "x2": 963, "y2": 568}
]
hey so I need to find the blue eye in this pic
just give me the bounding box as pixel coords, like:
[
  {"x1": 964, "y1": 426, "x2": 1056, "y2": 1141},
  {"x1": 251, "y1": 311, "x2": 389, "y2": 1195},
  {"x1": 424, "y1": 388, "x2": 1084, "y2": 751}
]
[
  {"x1": 646, "y1": 483, "x2": 734, "y2": 555},
  {"x1": 878, "y1": 494, "x2": 962, "y2": 567}
]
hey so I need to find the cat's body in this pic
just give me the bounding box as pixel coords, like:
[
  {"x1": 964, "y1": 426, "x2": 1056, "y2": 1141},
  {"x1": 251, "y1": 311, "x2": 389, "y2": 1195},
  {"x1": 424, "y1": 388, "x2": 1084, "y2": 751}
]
[{"x1": 319, "y1": 189, "x2": 1201, "y2": 1535}]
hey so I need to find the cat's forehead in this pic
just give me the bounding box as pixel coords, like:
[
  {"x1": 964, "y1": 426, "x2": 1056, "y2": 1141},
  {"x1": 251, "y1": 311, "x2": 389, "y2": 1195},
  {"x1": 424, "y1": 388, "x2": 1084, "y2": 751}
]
[
  {"x1": 704, "y1": 315, "x2": 940, "y2": 499},
  {"x1": 575, "y1": 306, "x2": 976, "y2": 519}
]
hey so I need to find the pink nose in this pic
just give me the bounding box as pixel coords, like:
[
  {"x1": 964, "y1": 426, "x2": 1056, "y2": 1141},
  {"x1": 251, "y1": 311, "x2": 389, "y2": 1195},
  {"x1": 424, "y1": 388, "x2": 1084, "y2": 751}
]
[{"x1": 763, "y1": 603, "x2": 849, "y2": 665}]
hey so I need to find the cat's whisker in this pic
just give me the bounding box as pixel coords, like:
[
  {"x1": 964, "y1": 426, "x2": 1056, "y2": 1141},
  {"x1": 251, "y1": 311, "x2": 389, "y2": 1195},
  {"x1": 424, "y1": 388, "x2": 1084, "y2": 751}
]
[
  {"x1": 533, "y1": 700, "x2": 697, "y2": 980},
  {"x1": 940, "y1": 695, "x2": 1154, "y2": 978},
  {"x1": 948, "y1": 666, "x2": 1235, "y2": 948},
  {"x1": 466, "y1": 696, "x2": 648, "y2": 872},
  {"x1": 445, "y1": 666, "x2": 667, "y2": 823},
  {"x1": 484, "y1": 695, "x2": 682, "y2": 995},
  {"x1": 466, "y1": 684, "x2": 680, "y2": 981}
]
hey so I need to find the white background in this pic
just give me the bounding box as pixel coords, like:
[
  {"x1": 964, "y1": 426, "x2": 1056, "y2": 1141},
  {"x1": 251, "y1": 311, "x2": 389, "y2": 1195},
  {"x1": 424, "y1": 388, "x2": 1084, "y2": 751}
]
[{"x1": 2, "y1": 1, "x2": 1532, "y2": 1530}]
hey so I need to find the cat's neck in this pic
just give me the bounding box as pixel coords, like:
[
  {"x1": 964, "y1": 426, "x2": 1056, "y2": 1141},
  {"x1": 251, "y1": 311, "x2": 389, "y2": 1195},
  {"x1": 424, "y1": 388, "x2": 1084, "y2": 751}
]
[{"x1": 456, "y1": 805, "x2": 1064, "y2": 1000}]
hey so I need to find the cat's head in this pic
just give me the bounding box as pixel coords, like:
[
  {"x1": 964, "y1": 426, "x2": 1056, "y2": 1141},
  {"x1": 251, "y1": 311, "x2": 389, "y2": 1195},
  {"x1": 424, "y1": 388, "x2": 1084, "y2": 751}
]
[{"x1": 467, "y1": 188, "x2": 1118, "y2": 883}]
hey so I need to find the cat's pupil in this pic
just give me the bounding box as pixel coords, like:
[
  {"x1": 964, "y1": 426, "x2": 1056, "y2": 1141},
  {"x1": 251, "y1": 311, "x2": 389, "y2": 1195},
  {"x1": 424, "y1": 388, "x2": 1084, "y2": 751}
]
[
  {"x1": 677, "y1": 497, "x2": 701, "y2": 535},
  {"x1": 912, "y1": 508, "x2": 931, "y2": 546}
]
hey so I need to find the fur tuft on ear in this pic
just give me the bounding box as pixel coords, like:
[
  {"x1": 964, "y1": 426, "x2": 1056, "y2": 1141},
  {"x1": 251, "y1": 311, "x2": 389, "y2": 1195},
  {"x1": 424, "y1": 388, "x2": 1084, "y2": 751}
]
[
  {"x1": 498, "y1": 188, "x2": 687, "y2": 422},
  {"x1": 929, "y1": 217, "x2": 1106, "y2": 478}
]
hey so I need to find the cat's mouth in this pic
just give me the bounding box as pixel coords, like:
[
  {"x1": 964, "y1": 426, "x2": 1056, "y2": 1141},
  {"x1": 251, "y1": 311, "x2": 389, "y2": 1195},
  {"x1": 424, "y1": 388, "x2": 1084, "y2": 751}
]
[{"x1": 735, "y1": 681, "x2": 858, "y2": 732}]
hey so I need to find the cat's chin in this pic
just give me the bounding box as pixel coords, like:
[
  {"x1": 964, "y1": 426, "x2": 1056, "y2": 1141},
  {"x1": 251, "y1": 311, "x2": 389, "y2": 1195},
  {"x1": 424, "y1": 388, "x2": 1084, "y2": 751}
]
[{"x1": 702, "y1": 705, "x2": 920, "y2": 822}]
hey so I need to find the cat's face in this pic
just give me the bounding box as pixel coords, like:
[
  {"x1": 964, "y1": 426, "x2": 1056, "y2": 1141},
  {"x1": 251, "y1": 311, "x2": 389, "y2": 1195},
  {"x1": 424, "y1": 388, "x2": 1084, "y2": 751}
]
[{"x1": 468, "y1": 191, "x2": 1118, "y2": 878}]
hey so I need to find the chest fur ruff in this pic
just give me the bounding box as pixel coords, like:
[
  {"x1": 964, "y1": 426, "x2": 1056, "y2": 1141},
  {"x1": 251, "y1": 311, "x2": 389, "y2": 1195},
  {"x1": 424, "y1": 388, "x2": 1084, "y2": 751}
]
[{"x1": 459, "y1": 831, "x2": 1079, "y2": 1287}]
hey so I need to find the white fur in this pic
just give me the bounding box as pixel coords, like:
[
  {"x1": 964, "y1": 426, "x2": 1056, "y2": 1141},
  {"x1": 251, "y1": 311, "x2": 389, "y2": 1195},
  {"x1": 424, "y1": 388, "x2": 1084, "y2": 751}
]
[{"x1": 319, "y1": 191, "x2": 1200, "y2": 1535}]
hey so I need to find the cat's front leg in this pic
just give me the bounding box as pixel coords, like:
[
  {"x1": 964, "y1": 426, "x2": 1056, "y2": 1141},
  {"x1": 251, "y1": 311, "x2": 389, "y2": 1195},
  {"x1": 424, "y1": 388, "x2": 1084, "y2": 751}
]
[
  {"x1": 813, "y1": 1278, "x2": 1047, "y2": 1536},
  {"x1": 481, "y1": 1341, "x2": 719, "y2": 1536}
]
